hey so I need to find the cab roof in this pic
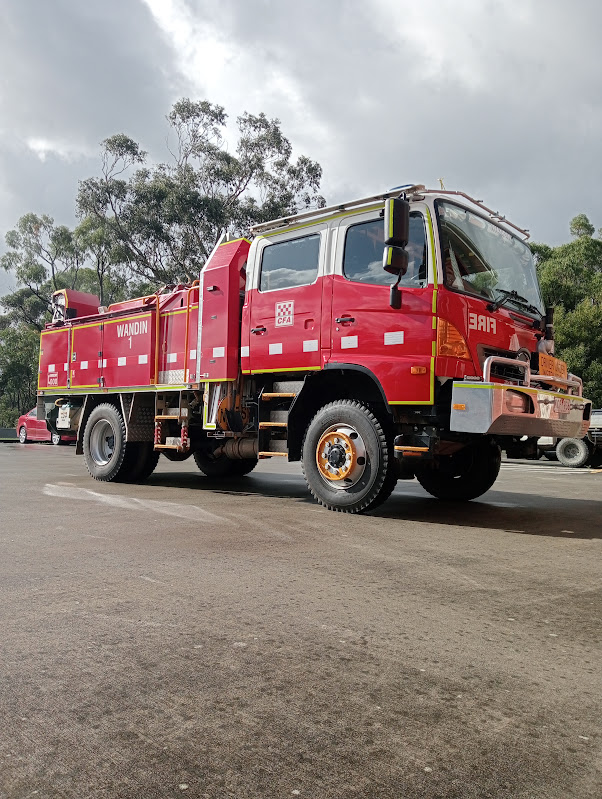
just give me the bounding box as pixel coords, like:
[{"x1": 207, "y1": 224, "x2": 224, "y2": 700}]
[{"x1": 250, "y1": 184, "x2": 530, "y2": 240}]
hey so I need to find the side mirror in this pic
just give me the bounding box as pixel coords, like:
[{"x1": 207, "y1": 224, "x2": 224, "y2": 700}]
[
  {"x1": 384, "y1": 197, "x2": 410, "y2": 247},
  {"x1": 383, "y1": 245, "x2": 408, "y2": 276}
]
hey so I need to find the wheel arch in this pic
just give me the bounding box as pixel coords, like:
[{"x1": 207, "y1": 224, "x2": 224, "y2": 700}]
[
  {"x1": 76, "y1": 394, "x2": 121, "y2": 454},
  {"x1": 287, "y1": 365, "x2": 391, "y2": 461}
]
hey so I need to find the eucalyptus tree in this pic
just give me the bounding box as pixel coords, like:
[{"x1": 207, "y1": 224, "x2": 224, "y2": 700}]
[{"x1": 77, "y1": 99, "x2": 325, "y2": 286}]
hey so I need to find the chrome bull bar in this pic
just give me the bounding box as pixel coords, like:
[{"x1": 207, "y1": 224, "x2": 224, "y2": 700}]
[
  {"x1": 482, "y1": 356, "x2": 583, "y2": 396},
  {"x1": 450, "y1": 356, "x2": 591, "y2": 439}
]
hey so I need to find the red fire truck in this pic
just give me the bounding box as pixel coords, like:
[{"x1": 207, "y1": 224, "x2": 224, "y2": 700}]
[{"x1": 36, "y1": 185, "x2": 591, "y2": 513}]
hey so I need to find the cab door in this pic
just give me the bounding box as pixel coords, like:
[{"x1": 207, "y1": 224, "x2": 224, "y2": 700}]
[
  {"x1": 247, "y1": 228, "x2": 325, "y2": 374},
  {"x1": 329, "y1": 209, "x2": 435, "y2": 404}
]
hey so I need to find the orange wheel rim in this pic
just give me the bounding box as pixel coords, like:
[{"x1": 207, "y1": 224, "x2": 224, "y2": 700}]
[{"x1": 316, "y1": 430, "x2": 357, "y2": 481}]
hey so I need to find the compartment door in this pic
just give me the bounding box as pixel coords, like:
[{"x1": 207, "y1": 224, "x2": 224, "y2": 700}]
[
  {"x1": 39, "y1": 328, "x2": 70, "y2": 390},
  {"x1": 70, "y1": 323, "x2": 103, "y2": 390}
]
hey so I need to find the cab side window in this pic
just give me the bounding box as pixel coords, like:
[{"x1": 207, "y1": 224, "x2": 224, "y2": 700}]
[
  {"x1": 343, "y1": 213, "x2": 427, "y2": 286},
  {"x1": 259, "y1": 233, "x2": 320, "y2": 292}
]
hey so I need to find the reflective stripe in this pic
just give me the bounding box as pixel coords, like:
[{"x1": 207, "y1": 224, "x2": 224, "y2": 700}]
[{"x1": 384, "y1": 331, "x2": 404, "y2": 345}]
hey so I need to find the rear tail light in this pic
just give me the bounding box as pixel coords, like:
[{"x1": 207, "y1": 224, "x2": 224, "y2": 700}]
[{"x1": 437, "y1": 319, "x2": 472, "y2": 360}]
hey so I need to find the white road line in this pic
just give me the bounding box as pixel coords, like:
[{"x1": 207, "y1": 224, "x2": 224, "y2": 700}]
[
  {"x1": 501, "y1": 463, "x2": 585, "y2": 474},
  {"x1": 43, "y1": 484, "x2": 232, "y2": 524}
]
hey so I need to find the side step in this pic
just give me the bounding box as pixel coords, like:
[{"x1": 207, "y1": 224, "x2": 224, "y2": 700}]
[
  {"x1": 257, "y1": 380, "x2": 300, "y2": 460},
  {"x1": 262, "y1": 392, "x2": 296, "y2": 400}
]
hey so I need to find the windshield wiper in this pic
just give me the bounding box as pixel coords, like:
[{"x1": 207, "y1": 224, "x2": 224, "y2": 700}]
[{"x1": 487, "y1": 289, "x2": 541, "y2": 317}]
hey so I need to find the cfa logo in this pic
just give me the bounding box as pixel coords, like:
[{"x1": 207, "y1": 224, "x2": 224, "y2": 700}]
[
  {"x1": 468, "y1": 313, "x2": 496, "y2": 335},
  {"x1": 275, "y1": 301, "x2": 294, "y2": 327}
]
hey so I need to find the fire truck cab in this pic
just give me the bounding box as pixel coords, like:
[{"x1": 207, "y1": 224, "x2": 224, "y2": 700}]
[{"x1": 37, "y1": 185, "x2": 591, "y2": 513}]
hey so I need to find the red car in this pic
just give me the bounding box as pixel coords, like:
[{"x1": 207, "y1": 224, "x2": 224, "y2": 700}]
[{"x1": 16, "y1": 408, "x2": 76, "y2": 445}]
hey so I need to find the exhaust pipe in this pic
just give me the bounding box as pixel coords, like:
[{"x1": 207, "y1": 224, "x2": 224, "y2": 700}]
[{"x1": 214, "y1": 438, "x2": 258, "y2": 459}]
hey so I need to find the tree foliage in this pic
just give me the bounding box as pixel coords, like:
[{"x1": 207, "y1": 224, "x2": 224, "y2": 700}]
[
  {"x1": 77, "y1": 98, "x2": 325, "y2": 285},
  {"x1": 533, "y1": 214, "x2": 602, "y2": 406},
  {"x1": 0, "y1": 323, "x2": 39, "y2": 427}
]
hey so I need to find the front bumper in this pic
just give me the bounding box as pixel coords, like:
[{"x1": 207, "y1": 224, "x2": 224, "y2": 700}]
[{"x1": 450, "y1": 381, "x2": 591, "y2": 438}]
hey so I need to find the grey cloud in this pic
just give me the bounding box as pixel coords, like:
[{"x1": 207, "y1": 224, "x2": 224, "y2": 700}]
[
  {"x1": 179, "y1": 0, "x2": 602, "y2": 243},
  {"x1": 0, "y1": 0, "x2": 183, "y2": 150},
  {"x1": 1, "y1": 0, "x2": 602, "y2": 268},
  {"x1": 0, "y1": 0, "x2": 190, "y2": 252}
]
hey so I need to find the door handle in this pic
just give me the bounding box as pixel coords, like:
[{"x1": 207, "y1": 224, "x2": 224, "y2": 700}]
[
  {"x1": 251, "y1": 326, "x2": 267, "y2": 334},
  {"x1": 335, "y1": 316, "x2": 355, "y2": 324}
]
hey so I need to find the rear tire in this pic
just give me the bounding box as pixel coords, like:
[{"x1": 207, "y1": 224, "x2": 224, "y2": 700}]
[
  {"x1": 416, "y1": 439, "x2": 501, "y2": 501},
  {"x1": 230, "y1": 458, "x2": 258, "y2": 477},
  {"x1": 162, "y1": 450, "x2": 193, "y2": 462},
  {"x1": 193, "y1": 448, "x2": 258, "y2": 478},
  {"x1": 51, "y1": 432, "x2": 61, "y2": 446},
  {"x1": 83, "y1": 403, "x2": 129, "y2": 482},
  {"x1": 122, "y1": 442, "x2": 160, "y2": 482},
  {"x1": 556, "y1": 437, "x2": 592, "y2": 468},
  {"x1": 301, "y1": 400, "x2": 396, "y2": 513}
]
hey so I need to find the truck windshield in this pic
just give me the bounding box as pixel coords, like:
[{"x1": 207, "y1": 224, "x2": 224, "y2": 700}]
[{"x1": 437, "y1": 201, "x2": 545, "y2": 316}]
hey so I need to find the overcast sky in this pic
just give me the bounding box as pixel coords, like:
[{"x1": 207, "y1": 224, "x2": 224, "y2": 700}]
[{"x1": 1, "y1": 0, "x2": 601, "y2": 294}]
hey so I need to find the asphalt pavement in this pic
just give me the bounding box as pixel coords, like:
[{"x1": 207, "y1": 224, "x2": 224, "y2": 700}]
[{"x1": 0, "y1": 443, "x2": 601, "y2": 799}]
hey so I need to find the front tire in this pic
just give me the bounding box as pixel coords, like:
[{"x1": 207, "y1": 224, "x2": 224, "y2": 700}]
[
  {"x1": 556, "y1": 437, "x2": 592, "y2": 468},
  {"x1": 83, "y1": 403, "x2": 129, "y2": 482},
  {"x1": 18, "y1": 426, "x2": 27, "y2": 444},
  {"x1": 301, "y1": 400, "x2": 396, "y2": 513},
  {"x1": 416, "y1": 439, "x2": 501, "y2": 501}
]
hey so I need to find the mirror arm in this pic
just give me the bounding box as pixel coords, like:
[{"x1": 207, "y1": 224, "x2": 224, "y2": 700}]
[{"x1": 389, "y1": 273, "x2": 402, "y2": 309}]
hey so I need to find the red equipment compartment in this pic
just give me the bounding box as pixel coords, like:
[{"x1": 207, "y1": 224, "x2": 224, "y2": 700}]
[
  {"x1": 70, "y1": 322, "x2": 103, "y2": 389},
  {"x1": 102, "y1": 311, "x2": 155, "y2": 388},
  {"x1": 39, "y1": 327, "x2": 70, "y2": 390},
  {"x1": 157, "y1": 287, "x2": 199, "y2": 385},
  {"x1": 199, "y1": 239, "x2": 249, "y2": 381}
]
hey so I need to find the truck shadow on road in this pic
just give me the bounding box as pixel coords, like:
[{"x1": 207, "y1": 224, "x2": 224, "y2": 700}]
[
  {"x1": 149, "y1": 469, "x2": 315, "y2": 502},
  {"x1": 376, "y1": 486, "x2": 602, "y2": 540},
  {"x1": 148, "y1": 470, "x2": 602, "y2": 540}
]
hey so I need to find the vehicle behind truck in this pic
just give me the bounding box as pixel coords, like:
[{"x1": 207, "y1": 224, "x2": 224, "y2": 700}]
[
  {"x1": 36, "y1": 184, "x2": 591, "y2": 513},
  {"x1": 538, "y1": 408, "x2": 602, "y2": 467}
]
